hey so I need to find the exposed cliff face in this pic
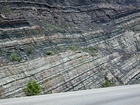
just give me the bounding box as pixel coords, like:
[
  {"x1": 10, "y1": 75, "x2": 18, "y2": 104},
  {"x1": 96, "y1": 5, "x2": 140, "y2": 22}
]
[
  {"x1": 0, "y1": 0, "x2": 140, "y2": 98},
  {"x1": 13, "y1": 0, "x2": 139, "y2": 6},
  {"x1": 44, "y1": 0, "x2": 140, "y2": 6}
]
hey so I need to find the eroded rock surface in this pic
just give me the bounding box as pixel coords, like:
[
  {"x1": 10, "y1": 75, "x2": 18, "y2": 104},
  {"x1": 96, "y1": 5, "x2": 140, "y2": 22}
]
[{"x1": 0, "y1": 0, "x2": 140, "y2": 98}]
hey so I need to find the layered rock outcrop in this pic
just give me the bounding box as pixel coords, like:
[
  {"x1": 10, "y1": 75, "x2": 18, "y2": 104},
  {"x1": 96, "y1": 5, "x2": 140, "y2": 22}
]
[{"x1": 0, "y1": 0, "x2": 140, "y2": 98}]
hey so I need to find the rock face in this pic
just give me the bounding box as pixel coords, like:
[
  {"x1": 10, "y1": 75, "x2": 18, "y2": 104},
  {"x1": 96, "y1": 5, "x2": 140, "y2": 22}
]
[
  {"x1": 0, "y1": 0, "x2": 140, "y2": 98},
  {"x1": 44, "y1": 0, "x2": 140, "y2": 6}
]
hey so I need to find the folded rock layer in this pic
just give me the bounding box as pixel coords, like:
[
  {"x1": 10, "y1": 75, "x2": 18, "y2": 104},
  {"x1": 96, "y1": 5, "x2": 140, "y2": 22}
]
[{"x1": 0, "y1": 0, "x2": 140, "y2": 98}]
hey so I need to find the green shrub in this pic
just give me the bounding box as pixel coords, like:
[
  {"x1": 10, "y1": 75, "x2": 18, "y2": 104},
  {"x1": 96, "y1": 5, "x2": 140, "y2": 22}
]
[
  {"x1": 84, "y1": 46, "x2": 98, "y2": 57},
  {"x1": 57, "y1": 46, "x2": 63, "y2": 51},
  {"x1": 24, "y1": 80, "x2": 41, "y2": 96},
  {"x1": 46, "y1": 51, "x2": 53, "y2": 55},
  {"x1": 11, "y1": 53, "x2": 17, "y2": 61},
  {"x1": 84, "y1": 46, "x2": 98, "y2": 51},
  {"x1": 11, "y1": 53, "x2": 21, "y2": 62},
  {"x1": 102, "y1": 78, "x2": 111, "y2": 87},
  {"x1": 89, "y1": 46, "x2": 98, "y2": 51},
  {"x1": 64, "y1": 24, "x2": 68, "y2": 30},
  {"x1": 47, "y1": 24, "x2": 58, "y2": 30},
  {"x1": 69, "y1": 46, "x2": 77, "y2": 50},
  {"x1": 17, "y1": 57, "x2": 21, "y2": 62},
  {"x1": 0, "y1": 6, "x2": 14, "y2": 14},
  {"x1": 26, "y1": 46, "x2": 33, "y2": 55}
]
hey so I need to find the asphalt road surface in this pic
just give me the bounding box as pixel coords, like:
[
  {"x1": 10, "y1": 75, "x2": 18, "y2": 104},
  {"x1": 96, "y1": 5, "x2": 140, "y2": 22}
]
[{"x1": 0, "y1": 84, "x2": 140, "y2": 105}]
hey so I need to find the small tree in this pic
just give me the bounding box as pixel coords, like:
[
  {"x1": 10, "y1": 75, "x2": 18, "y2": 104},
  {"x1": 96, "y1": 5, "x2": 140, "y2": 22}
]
[
  {"x1": 102, "y1": 77, "x2": 111, "y2": 87},
  {"x1": 24, "y1": 80, "x2": 41, "y2": 96},
  {"x1": 46, "y1": 51, "x2": 53, "y2": 55}
]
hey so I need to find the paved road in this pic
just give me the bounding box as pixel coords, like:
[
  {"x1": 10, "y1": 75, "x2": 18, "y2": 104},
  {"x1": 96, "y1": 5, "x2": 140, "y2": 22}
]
[{"x1": 0, "y1": 84, "x2": 140, "y2": 105}]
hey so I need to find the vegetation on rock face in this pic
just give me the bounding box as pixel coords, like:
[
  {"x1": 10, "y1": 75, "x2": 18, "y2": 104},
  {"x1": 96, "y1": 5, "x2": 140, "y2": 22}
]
[
  {"x1": 11, "y1": 53, "x2": 21, "y2": 62},
  {"x1": 102, "y1": 77, "x2": 112, "y2": 87},
  {"x1": 64, "y1": 24, "x2": 68, "y2": 30},
  {"x1": 91, "y1": 46, "x2": 98, "y2": 51},
  {"x1": 46, "y1": 51, "x2": 53, "y2": 55},
  {"x1": 57, "y1": 46, "x2": 63, "y2": 51},
  {"x1": 24, "y1": 80, "x2": 41, "y2": 96},
  {"x1": 69, "y1": 46, "x2": 77, "y2": 50},
  {"x1": 0, "y1": 5, "x2": 14, "y2": 14},
  {"x1": 84, "y1": 46, "x2": 98, "y2": 56},
  {"x1": 26, "y1": 46, "x2": 33, "y2": 55},
  {"x1": 85, "y1": 46, "x2": 98, "y2": 51},
  {"x1": 47, "y1": 24, "x2": 58, "y2": 30}
]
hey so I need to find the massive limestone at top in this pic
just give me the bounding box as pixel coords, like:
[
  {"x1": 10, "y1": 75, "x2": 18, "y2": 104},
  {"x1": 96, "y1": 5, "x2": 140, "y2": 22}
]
[{"x1": 0, "y1": 0, "x2": 140, "y2": 98}]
